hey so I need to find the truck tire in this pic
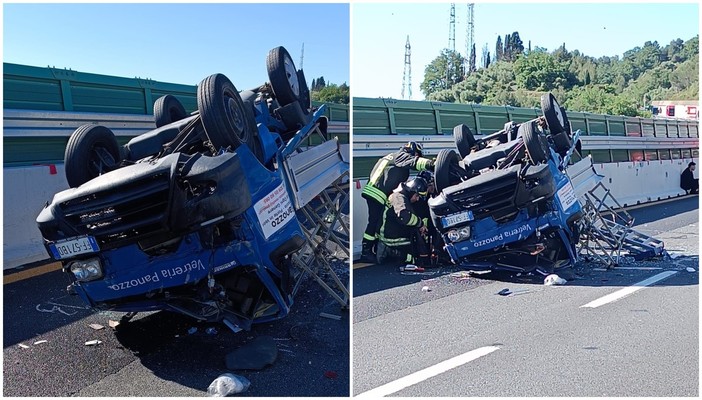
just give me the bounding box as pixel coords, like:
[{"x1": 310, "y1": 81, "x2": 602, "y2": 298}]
[
  {"x1": 197, "y1": 73, "x2": 254, "y2": 152},
  {"x1": 435, "y1": 149, "x2": 461, "y2": 193},
  {"x1": 540, "y1": 93, "x2": 566, "y2": 134},
  {"x1": 453, "y1": 124, "x2": 476, "y2": 158},
  {"x1": 64, "y1": 124, "x2": 121, "y2": 188},
  {"x1": 154, "y1": 95, "x2": 187, "y2": 128},
  {"x1": 297, "y1": 69, "x2": 311, "y2": 114},
  {"x1": 520, "y1": 120, "x2": 550, "y2": 165},
  {"x1": 266, "y1": 46, "x2": 301, "y2": 106}
]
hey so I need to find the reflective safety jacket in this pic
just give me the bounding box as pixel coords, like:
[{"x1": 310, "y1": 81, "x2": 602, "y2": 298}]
[
  {"x1": 379, "y1": 189, "x2": 424, "y2": 247},
  {"x1": 361, "y1": 149, "x2": 434, "y2": 205}
]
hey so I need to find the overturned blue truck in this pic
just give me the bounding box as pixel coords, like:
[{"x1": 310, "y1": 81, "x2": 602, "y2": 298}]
[{"x1": 36, "y1": 46, "x2": 349, "y2": 330}]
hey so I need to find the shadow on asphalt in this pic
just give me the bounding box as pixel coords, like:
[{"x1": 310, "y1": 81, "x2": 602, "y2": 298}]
[{"x1": 628, "y1": 195, "x2": 698, "y2": 225}]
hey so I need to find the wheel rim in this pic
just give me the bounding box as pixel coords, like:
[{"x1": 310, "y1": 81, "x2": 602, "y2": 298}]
[
  {"x1": 224, "y1": 94, "x2": 246, "y2": 141},
  {"x1": 552, "y1": 97, "x2": 565, "y2": 126},
  {"x1": 283, "y1": 54, "x2": 300, "y2": 96},
  {"x1": 88, "y1": 145, "x2": 116, "y2": 176}
]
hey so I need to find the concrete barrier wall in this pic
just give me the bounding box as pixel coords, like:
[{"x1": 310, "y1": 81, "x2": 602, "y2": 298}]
[
  {"x1": 350, "y1": 157, "x2": 698, "y2": 259},
  {"x1": 4, "y1": 164, "x2": 68, "y2": 268}
]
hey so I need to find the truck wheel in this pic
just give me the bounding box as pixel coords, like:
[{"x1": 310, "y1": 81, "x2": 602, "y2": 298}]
[
  {"x1": 435, "y1": 149, "x2": 461, "y2": 193},
  {"x1": 552, "y1": 131, "x2": 572, "y2": 155},
  {"x1": 297, "y1": 69, "x2": 311, "y2": 114},
  {"x1": 520, "y1": 120, "x2": 550, "y2": 165},
  {"x1": 197, "y1": 73, "x2": 254, "y2": 151},
  {"x1": 154, "y1": 95, "x2": 187, "y2": 128},
  {"x1": 453, "y1": 124, "x2": 476, "y2": 158},
  {"x1": 64, "y1": 124, "x2": 121, "y2": 188},
  {"x1": 540, "y1": 93, "x2": 566, "y2": 134},
  {"x1": 266, "y1": 46, "x2": 300, "y2": 106}
]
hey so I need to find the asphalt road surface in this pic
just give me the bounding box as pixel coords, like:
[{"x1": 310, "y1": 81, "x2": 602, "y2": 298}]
[
  {"x1": 353, "y1": 196, "x2": 699, "y2": 397},
  {"x1": 3, "y1": 260, "x2": 350, "y2": 397}
]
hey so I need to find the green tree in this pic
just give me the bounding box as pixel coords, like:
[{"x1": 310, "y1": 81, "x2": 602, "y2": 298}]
[
  {"x1": 469, "y1": 43, "x2": 477, "y2": 74},
  {"x1": 420, "y1": 49, "x2": 466, "y2": 97},
  {"x1": 311, "y1": 82, "x2": 349, "y2": 104},
  {"x1": 495, "y1": 36, "x2": 503, "y2": 62}
]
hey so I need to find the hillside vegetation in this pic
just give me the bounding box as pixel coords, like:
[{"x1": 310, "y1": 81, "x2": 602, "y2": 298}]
[{"x1": 421, "y1": 34, "x2": 699, "y2": 117}]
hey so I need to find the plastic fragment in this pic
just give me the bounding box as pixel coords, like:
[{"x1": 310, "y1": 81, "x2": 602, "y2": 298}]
[
  {"x1": 205, "y1": 327, "x2": 218, "y2": 335},
  {"x1": 108, "y1": 320, "x2": 120, "y2": 329},
  {"x1": 207, "y1": 373, "x2": 250, "y2": 397},
  {"x1": 18, "y1": 344, "x2": 29, "y2": 349},
  {"x1": 686, "y1": 267, "x2": 696, "y2": 272},
  {"x1": 544, "y1": 274, "x2": 567, "y2": 286},
  {"x1": 188, "y1": 327, "x2": 198, "y2": 335},
  {"x1": 33, "y1": 340, "x2": 47, "y2": 345},
  {"x1": 84, "y1": 340, "x2": 102, "y2": 346},
  {"x1": 421, "y1": 286, "x2": 432, "y2": 292},
  {"x1": 88, "y1": 323, "x2": 104, "y2": 330}
]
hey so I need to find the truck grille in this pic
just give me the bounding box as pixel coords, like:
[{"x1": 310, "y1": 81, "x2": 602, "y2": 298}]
[{"x1": 59, "y1": 172, "x2": 171, "y2": 247}]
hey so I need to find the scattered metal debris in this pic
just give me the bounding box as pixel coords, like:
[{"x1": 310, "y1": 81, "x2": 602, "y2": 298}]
[
  {"x1": 84, "y1": 340, "x2": 102, "y2": 346},
  {"x1": 223, "y1": 318, "x2": 242, "y2": 334},
  {"x1": 497, "y1": 288, "x2": 512, "y2": 296},
  {"x1": 320, "y1": 312, "x2": 342, "y2": 321},
  {"x1": 18, "y1": 344, "x2": 29, "y2": 349},
  {"x1": 88, "y1": 323, "x2": 104, "y2": 331},
  {"x1": 205, "y1": 327, "x2": 218, "y2": 335},
  {"x1": 33, "y1": 340, "x2": 47, "y2": 345}
]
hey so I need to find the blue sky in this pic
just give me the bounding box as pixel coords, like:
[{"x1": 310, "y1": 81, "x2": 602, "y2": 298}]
[
  {"x1": 3, "y1": 3, "x2": 350, "y2": 89},
  {"x1": 352, "y1": 2, "x2": 700, "y2": 100}
]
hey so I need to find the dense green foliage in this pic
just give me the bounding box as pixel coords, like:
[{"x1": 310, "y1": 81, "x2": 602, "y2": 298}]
[
  {"x1": 310, "y1": 76, "x2": 350, "y2": 104},
  {"x1": 422, "y1": 34, "x2": 699, "y2": 117}
]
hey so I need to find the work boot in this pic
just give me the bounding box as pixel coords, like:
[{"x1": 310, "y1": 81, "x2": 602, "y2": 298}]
[{"x1": 360, "y1": 240, "x2": 376, "y2": 263}]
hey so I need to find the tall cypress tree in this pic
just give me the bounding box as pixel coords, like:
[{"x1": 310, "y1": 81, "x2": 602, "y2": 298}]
[
  {"x1": 469, "y1": 43, "x2": 477, "y2": 73},
  {"x1": 495, "y1": 36, "x2": 503, "y2": 62}
]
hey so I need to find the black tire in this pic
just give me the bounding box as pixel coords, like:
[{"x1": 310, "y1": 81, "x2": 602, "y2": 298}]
[
  {"x1": 297, "y1": 69, "x2": 311, "y2": 114},
  {"x1": 520, "y1": 121, "x2": 550, "y2": 165},
  {"x1": 552, "y1": 131, "x2": 572, "y2": 154},
  {"x1": 197, "y1": 73, "x2": 254, "y2": 151},
  {"x1": 154, "y1": 95, "x2": 187, "y2": 128},
  {"x1": 540, "y1": 93, "x2": 566, "y2": 134},
  {"x1": 266, "y1": 46, "x2": 300, "y2": 106},
  {"x1": 435, "y1": 149, "x2": 461, "y2": 193},
  {"x1": 453, "y1": 124, "x2": 476, "y2": 158},
  {"x1": 64, "y1": 124, "x2": 121, "y2": 188}
]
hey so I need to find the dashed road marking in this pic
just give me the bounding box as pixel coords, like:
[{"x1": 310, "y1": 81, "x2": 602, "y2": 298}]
[
  {"x1": 580, "y1": 270, "x2": 679, "y2": 309},
  {"x1": 355, "y1": 346, "x2": 500, "y2": 398}
]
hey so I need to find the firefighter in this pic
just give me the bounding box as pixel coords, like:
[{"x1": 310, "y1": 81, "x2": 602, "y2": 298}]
[
  {"x1": 377, "y1": 176, "x2": 431, "y2": 266},
  {"x1": 360, "y1": 141, "x2": 435, "y2": 262}
]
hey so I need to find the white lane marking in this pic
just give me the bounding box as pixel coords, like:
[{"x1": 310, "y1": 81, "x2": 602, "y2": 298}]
[
  {"x1": 592, "y1": 267, "x2": 662, "y2": 271},
  {"x1": 355, "y1": 346, "x2": 499, "y2": 398},
  {"x1": 581, "y1": 270, "x2": 679, "y2": 309}
]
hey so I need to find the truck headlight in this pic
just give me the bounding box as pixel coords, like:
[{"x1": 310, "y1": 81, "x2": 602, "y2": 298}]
[
  {"x1": 69, "y1": 258, "x2": 103, "y2": 282},
  {"x1": 446, "y1": 226, "x2": 471, "y2": 242}
]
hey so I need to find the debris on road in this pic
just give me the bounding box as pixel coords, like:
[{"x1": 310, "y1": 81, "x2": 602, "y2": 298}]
[
  {"x1": 544, "y1": 274, "x2": 567, "y2": 286},
  {"x1": 400, "y1": 264, "x2": 424, "y2": 272},
  {"x1": 324, "y1": 370, "x2": 338, "y2": 379},
  {"x1": 320, "y1": 312, "x2": 342, "y2": 321},
  {"x1": 33, "y1": 340, "x2": 47, "y2": 345},
  {"x1": 108, "y1": 320, "x2": 120, "y2": 330},
  {"x1": 205, "y1": 327, "x2": 218, "y2": 335},
  {"x1": 18, "y1": 344, "x2": 29, "y2": 349},
  {"x1": 88, "y1": 323, "x2": 105, "y2": 331},
  {"x1": 497, "y1": 288, "x2": 512, "y2": 296},
  {"x1": 686, "y1": 267, "x2": 696, "y2": 272},
  {"x1": 223, "y1": 318, "x2": 243, "y2": 334},
  {"x1": 188, "y1": 327, "x2": 198, "y2": 335},
  {"x1": 421, "y1": 286, "x2": 432, "y2": 292},
  {"x1": 84, "y1": 340, "x2": 102, "y2": 346},
  {"x1": 225, "y1": 336, "x2": 277, "y2": 371},
  {"x1": 207, "y1": 373, "x2": 251, "y2": 397}
]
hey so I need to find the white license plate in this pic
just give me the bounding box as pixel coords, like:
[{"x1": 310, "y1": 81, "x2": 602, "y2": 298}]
[
  {"x1": 49, "y1": 236, "x2": 100, "y2": 260},
  {"x1": 441, "y1": 210, "x2": 474, "y2": 228}
]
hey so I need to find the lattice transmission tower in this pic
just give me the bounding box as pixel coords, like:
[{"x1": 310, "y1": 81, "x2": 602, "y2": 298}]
[
  {"x1": 401, "y1": 35, "x2": 412, "y2": 100},
  {"x1": 448, "y1": 3, "x2": 456, "y2": 51},
  {"x1": 300, "y1": 42, "x2": 304, "y2": 69},
  {"x1": 465, "y1": 3, "x2": 474, "y2": 73}
]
